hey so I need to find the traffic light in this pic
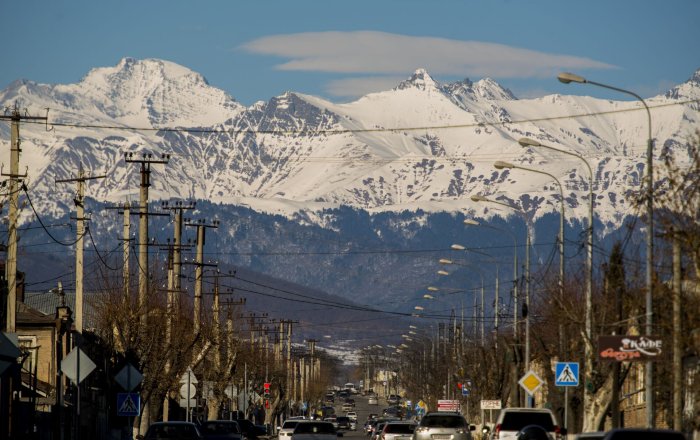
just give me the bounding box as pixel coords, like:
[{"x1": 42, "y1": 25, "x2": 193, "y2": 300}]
[{"x1": 264, "y1": 382, "x2": 271, "y2": 397}]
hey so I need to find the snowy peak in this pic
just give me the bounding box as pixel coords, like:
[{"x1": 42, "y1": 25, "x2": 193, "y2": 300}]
[
  {"x1": 0, "y1": 58, "x2": 245, "y2": 129},
  {"x1": 665, "y1": 68, "x2": 700, "y2": 99},
  {"x1": 395, "y1": 68, "x2": 441, "y2": 91},
  {"x1": 472, "y1": 78, "x2": 516, "y2": 100}
]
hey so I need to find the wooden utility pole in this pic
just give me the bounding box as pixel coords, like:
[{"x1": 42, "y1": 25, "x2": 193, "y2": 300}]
[
  {"x1": 1, "y1": 106, "x2": 46, "y2": 332},
  {"x1": 56, "y1": 168, "x2": 106, "y2": 333},
  {"x1": 124, "y1": 152, "x2": 170, "y2": 330}
]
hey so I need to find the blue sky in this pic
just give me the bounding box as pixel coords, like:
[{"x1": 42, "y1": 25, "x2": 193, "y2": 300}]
[{"x1": 3, "y1": 0, "x2": 699, "y2": 105}]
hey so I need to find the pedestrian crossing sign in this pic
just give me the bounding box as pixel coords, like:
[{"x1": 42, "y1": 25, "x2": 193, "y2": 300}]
[
  {"x1": 117, "y1": 392, "x2": 141, "y2": 417},
  {"x1": 555, "y1": 362, "x2": 579, "y2": 387}
]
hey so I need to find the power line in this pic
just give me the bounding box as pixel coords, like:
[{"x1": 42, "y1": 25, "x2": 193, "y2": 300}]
[{"x1": 18, "y1": 98, "x2": 697, "y2": 137}]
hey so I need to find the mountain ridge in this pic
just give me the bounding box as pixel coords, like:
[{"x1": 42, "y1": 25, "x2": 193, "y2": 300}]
[{"x1": 1, "y1": 58, "x2": 699, "y2": 235}]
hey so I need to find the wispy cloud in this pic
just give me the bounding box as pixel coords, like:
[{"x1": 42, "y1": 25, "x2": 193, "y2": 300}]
[{"x1": 241, "y1": 31, "x2": 616, "y2": 78}]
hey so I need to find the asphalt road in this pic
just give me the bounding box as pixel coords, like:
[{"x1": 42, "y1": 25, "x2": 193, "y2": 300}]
[{"x1": 336, "y1": 394, "x2": 385, "y2": 439}]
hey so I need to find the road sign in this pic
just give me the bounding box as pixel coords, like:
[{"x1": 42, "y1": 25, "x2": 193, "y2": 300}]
[
  {"x1": 117, "y1": 393, "x2": 140, "y2": 417},
  {"x1": 480, "y1": 400, "x2": 502, "y2": 410},
  {"x1": 0, "y1": 332, "x2": 21, "y2": 359},
  {"x1": 555, "y1": 362, "x2": 579, "y2": 387},
  {"x1": 180, "y1": 382, "x2": 197, "y2": 399},
  {"x1": 437, "y1": 399, "x2": 460, "y2": 412},
  {"x1": 461, "y1": 386, "x2": 470, "y2": 396},
  {"x1": 180, "y1": 367, "x2": 198, "y2": 384},
  {"x1": 115, "y1": 363, "x2": 143, "y2": 391},
  {"x1": 518, "y1": 370, "x2": 544, "y2": 396},
  {"x1": 61, "y1": 347, "x2": 97, "y2": 385}
]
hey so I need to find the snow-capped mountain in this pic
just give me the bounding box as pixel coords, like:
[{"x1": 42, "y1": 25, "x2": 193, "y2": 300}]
[{"x1": 2, "y1": 58, "x2": 699, "y2": 231}]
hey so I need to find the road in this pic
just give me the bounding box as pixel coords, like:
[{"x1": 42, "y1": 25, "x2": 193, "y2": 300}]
[{"x1": 336, "y1": 394, "x2": 385, "y2": 439}]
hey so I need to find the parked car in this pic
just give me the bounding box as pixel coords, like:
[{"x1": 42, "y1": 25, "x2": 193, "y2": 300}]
[
  {"x1": 236, "y1": 419, "x2": 269, "y2": 440},
  {"x1": 292, "y1": 421, "x2": 342, "y2": 440},
  {"x1": 574, "y1": 432, "x2": 606, "y2": 440},
  {"x1": 279, "y1": 420, "x2": 304, "y2": 439},
  {"x1": 412, "y1": 412, "x2": 475, "y2": 440},
  {"x1": 199, "y1": 420, "x2": 243, "y2": 440},
  {"x1": 139, "y1": 421, "x2": 203, "y2": 440},
  {"x1": 380, "y1": 421, "x2": 416, "y2": 440},
  {"x1": 602, "y1": 429, "x2": 686, "y2": 440},
  {"x1": 493, "y1": 408, "x2": 562, "y2": 440}
]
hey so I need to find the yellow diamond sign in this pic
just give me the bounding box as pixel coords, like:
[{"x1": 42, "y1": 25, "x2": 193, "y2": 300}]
[{"x1": 519, "y1": 370, "x2": 544, "y2": 396}]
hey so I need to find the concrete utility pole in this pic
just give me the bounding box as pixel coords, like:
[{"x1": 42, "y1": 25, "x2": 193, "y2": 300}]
[
  {"x1": 672, "y1": 232, "x2": 682, "y2": 430},
  {"x1": 124, "y1": 152, "x2": 170, "y2": 330},
  {"x1": 185, "y1": 219, "x2": 219, "y2": 334},
  {"x1": 56, "y1": 168, "x2": 106, "y2": 333},
  {"x1": 1, "y1": 106, "x2": 46, "y2": 332}
]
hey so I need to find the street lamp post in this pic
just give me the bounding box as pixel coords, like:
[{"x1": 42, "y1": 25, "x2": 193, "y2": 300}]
[
  {"x1": 464, "y1": 219, "x2": 518, "y2": 340},
  {"x1": 471, "y1": 194, "x2": 532, "y2": 407},
  {"x1": 494, "y1": 161, "x2": 566, "y2": 353},
  {"x1": 558, "y1": 71, "x2": 655, "y2": 427},
  {"x1": 519, "y1": 137, "x2": 596, "y2": 413}
]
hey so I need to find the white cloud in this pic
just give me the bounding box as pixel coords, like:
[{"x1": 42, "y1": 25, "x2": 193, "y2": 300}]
[
  {"x1": 240, "y1": 30, "x2": 616, "y2": 78},
  {"x1": 324, "y1": 76, "x2": 405, "y2": 98}
]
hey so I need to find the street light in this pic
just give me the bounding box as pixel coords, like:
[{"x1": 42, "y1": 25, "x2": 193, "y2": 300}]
[
  {"x1": 465, "y1": 218, "x2": 518, "y2": 340},
  {"x1": 519, "y1": 136, "x2": 595, "y2": 386},
  {"x1": 494, "y1": 160, "x2": 566, "y2": 352},
  {"x1": 439, "y1": 258, "x2": 487, "y2": 345},
  {"x1": 471, "y1": 194, "x2": 533, "y2": 407},
  {"x1": 558, "y1": 71, "x2": 655, "y2": 428}
]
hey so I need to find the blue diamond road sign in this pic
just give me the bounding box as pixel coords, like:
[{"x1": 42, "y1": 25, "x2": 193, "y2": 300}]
[{"x1": 555, "y1": 362, "x2": 579, "y2": 387}]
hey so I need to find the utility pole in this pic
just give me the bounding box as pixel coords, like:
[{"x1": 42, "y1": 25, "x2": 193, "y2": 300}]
[
  {"x1": 185, "y1": 218, "x2": 219, "y2": 334},
  {"x1": 56, "y1": 168, "x2": 106, "y2": 333},
  {"x1": 124, "y1": 152, "x2": 170, "y2": 330},
  {"x1": 1, "y1": 105, "x2": 46, "y2": 332}
]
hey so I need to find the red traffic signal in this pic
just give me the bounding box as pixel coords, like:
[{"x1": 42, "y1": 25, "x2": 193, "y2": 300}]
[{"x1": 264, "y1": 382, "x2": 271, "y2": 396}]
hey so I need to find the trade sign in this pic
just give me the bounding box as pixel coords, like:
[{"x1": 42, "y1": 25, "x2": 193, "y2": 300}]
[
  {"x1": 518, "y1": 371, "x2": 544, "y2": 396},
  {"x1": 598, "y1": 335, "x2": 663, "y2": 362},
  {"x1": 555, "y1": 362, "x2": 579, "y2": 387},
  {"x1": 480, "y1": 400, "x2": 501, "y2": 410},
  {"x1": 437, "y1": 399, "x2": 460, "y2": 412},
  {"x1": 117, "y1": 393, "x2": 140, "y2": 417}
]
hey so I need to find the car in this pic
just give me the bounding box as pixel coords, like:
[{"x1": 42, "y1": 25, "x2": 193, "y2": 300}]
[
  {"x1": 493, "y1": 408, "x2": 561, "y2": 440},
  {"x1": 387, "y1": 395, "x2": 401, "y2": 405},
  {"x1": 368, "y1": 396, "x2": 379, "y2": 405},
  {"x1": 292, "y1": 421, "x2": 342, "y2": 440},
  {"x1": 574, "y1": 432, "x2": 606, "y2": 440},
  {"x1": 346, "y1": 412, "x2": 358, "y2": 422},
  {"x1": 379, "y1": 421, "x2": 416, "y2": 440},
  {"x1": 412, "y1": 412, "x2": 475, "y2": 440},
  {"x1": 371, "y1": 421, "x2": 389, "y2": 440},
  {"x1": 341, "y1": 403, "x2": 354, "y2": 412},
  {"x1": 349, "y1": 422, "x2": 357, "y2": 432},
  {"x1": 236, "y1": 419, "x2": 269, "y2": 440},
  {"x1": 139, "y1": 421, "x2": 203, "y2": 440},
  {"x1": 336, "y1": 417, "x2": 352, "y2": 431},
  {"x1": 324, "y1": 417, "x2": 339, "y2": 430},
  {"x1": 602, "y1": 429, "x2": 686, "y2": 440},
  {"x1": 279, "y1": 420, "x2": 304, "y2": 439},
  {"x1": 199, "y1": 420, "x2": 243, "y2": 440},
  {"x1": 382, "y1": 407, "x2": 401, "y2": 418}
]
